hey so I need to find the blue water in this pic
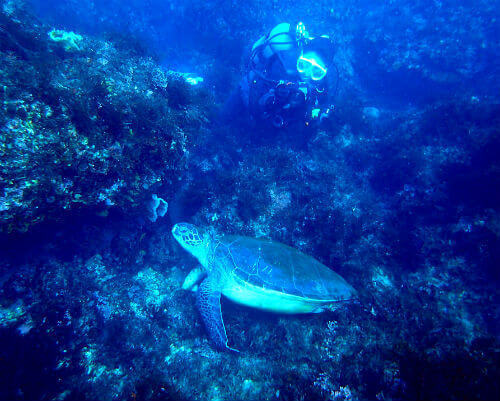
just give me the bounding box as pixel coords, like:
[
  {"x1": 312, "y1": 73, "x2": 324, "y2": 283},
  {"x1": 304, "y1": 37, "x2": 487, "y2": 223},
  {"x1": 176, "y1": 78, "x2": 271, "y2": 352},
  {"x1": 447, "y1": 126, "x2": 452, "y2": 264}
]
[{"x1": 0, "y1": 1, "x2": 499, "y2": 400}]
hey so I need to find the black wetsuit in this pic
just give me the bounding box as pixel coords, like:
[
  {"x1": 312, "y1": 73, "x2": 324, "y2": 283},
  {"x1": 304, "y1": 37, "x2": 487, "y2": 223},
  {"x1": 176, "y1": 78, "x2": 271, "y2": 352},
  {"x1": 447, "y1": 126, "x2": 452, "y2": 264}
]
[
  {"x1": 220, "y1": 27, "x2": 332, "y2": 134},
  {"x1": 242, "y1": 35, "x2": 330, "y2": 130}
]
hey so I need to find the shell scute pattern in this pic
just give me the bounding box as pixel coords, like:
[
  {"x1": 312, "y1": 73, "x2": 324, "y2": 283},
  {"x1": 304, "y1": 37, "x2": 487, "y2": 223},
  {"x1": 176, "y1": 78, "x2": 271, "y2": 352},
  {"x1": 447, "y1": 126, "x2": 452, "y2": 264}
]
[{"x1": 215, "y1": 236, "x2": 353, "y2": 301}]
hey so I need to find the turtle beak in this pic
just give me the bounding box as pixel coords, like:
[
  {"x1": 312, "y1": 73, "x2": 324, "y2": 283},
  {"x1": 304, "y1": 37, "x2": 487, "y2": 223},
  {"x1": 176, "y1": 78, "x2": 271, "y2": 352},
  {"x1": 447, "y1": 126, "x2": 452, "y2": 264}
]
[
  {"x1": 171, "y1": 224, "x2": 179, "y2": 235},
  {"x1": 171, "y1": 224, "x2": 182, "y2": 242}
]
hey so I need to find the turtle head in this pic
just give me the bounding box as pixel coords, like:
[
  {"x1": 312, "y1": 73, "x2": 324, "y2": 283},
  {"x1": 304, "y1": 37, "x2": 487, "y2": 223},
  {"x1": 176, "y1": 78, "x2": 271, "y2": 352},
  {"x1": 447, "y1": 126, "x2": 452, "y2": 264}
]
[{"x1": 172, "y1": 223, "x2": 211, "y2": 267}]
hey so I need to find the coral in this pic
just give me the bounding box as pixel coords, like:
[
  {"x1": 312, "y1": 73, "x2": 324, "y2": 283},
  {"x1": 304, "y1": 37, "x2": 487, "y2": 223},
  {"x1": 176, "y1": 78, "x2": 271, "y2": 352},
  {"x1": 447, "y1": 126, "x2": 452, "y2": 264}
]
[
  {"x1": 147, "y1": 194, "x2": 168, "y2": 222},
  {"x1": 48, "y1": 28, "x2": 82, "y2": 51}
]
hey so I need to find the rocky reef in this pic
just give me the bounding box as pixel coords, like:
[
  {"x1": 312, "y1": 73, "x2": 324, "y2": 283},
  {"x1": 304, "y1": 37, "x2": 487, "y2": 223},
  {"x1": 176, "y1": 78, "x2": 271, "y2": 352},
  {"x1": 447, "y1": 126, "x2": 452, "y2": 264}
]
[
  {"x1": 0, "y1": 1, "x2": 499, "y2": 401},
  {"x1": 0, "y1": 0, "x2": 209, "y2": 234}
]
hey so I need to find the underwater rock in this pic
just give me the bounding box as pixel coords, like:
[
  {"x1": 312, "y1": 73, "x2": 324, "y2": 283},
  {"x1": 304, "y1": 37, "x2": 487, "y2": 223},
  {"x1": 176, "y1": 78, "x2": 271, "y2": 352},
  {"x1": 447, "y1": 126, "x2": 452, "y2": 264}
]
[
  {"x1": 0, "y1": 4, "x2": 209, "y2": 234},
  {"x1": 362, "y1": 106, "x2": 380, "y2": 119}
]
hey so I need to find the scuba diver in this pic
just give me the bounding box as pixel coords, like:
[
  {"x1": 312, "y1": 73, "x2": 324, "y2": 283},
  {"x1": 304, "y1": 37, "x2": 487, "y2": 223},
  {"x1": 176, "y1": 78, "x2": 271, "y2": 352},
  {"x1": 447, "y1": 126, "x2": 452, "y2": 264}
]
[{"x1": 223, "y1": 22, "x2": 337, "y2": 133}]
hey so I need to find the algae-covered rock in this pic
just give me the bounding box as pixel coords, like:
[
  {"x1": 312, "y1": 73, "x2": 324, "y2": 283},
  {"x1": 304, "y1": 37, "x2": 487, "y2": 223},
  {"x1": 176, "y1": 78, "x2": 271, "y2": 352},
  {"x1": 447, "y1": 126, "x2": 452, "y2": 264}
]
[{"x1": 0, "y1": 4, "x2": 209, "y2": 234}]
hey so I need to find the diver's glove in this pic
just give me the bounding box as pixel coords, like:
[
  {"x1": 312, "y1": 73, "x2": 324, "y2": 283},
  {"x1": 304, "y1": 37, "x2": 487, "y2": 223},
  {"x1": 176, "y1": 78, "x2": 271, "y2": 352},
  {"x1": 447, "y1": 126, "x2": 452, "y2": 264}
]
[
  {"x1": 319, "y1": 105, "x2": 335, "y2": 123},
  {"x1": 310, "y1": 105, "x2": 335, "y2": 123},
  {"x1": 311, "y1": 108, "x2": 321, "y2": 119}
]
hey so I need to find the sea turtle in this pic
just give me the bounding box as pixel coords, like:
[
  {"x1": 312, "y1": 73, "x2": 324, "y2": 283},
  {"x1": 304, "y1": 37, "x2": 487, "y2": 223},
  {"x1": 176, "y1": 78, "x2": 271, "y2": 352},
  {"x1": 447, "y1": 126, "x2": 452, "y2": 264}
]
[{"x1": 172, "y1": 223, "x2": 357, "y2": 351}]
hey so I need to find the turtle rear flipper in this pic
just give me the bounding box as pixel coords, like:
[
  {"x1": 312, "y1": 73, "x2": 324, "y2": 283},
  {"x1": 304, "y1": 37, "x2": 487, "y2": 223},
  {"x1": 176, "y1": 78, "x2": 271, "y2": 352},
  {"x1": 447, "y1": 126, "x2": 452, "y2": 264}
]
[{"x1": 197, "y1": 277, "x2": 239, "y2": 353}]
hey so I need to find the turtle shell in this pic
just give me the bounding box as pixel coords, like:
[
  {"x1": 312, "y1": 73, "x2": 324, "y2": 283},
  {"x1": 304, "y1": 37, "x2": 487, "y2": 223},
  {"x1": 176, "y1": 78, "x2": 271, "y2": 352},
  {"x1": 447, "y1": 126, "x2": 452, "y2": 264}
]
[{"x1": 213, "y1": 235, "x2": 356, "y2": 301}]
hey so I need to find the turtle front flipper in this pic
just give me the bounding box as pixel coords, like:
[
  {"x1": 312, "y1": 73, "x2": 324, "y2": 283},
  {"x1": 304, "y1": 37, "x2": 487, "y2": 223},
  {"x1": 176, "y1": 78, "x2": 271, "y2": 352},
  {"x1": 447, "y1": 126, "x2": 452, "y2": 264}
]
[
  {"x1": 182, "y1": 266, "x2": 207, "y2": 291},
  {"x1": 197, "y1": 277, "x2": 239, "y2": 352}
]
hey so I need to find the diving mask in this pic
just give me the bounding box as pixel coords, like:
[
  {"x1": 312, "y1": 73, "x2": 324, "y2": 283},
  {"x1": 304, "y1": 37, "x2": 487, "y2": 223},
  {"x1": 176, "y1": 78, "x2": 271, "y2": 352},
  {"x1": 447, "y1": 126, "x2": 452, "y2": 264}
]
[{"x1": 296, "y1": 52, "x2": 327, "y2": 81}]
